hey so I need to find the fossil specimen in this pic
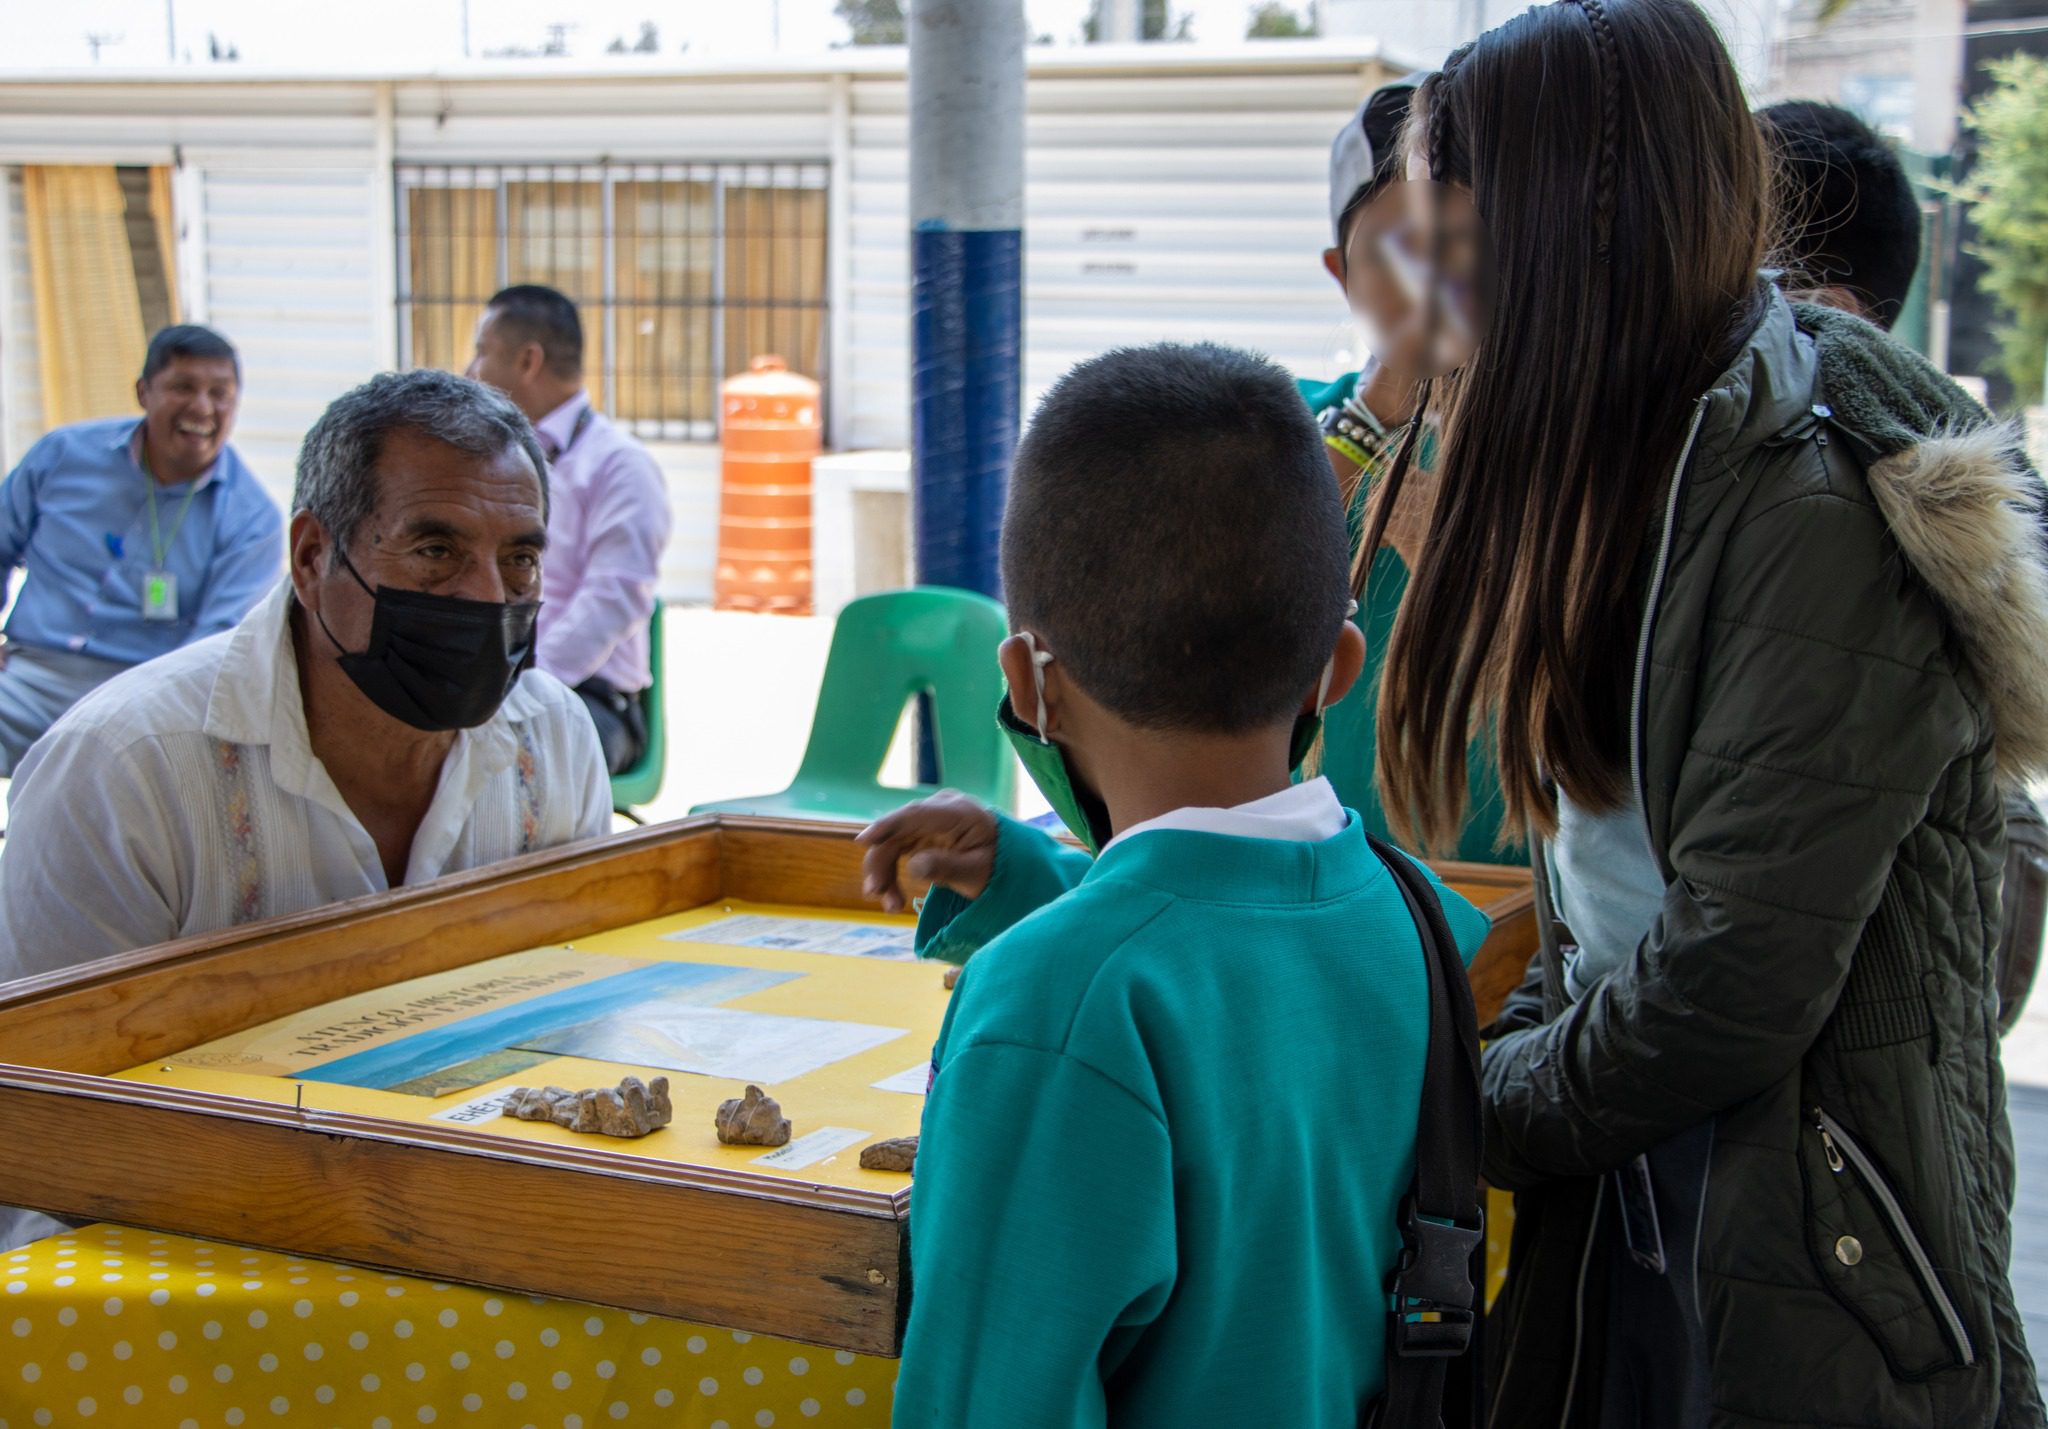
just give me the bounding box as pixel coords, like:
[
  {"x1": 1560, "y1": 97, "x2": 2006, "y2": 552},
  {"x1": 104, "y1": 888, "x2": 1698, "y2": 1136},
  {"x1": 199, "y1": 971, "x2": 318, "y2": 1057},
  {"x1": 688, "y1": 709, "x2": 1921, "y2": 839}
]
[
  {"x1": 503, "y1": 1075, "x2": 673, "y2": 1138},
  {"x1": 714, "y1": 1084, "x2": 792, "y2": 1146},
  {"x1": 859, "y1": 1136, "x2": 918, "y2": 1172}
]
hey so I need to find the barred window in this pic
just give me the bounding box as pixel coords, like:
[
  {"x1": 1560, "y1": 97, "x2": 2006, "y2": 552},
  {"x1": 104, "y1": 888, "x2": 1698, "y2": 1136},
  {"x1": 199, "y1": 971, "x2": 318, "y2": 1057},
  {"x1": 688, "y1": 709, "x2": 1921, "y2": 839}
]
[{"x1": 397, "y1": 162, "x2": 828, "y2": 439}]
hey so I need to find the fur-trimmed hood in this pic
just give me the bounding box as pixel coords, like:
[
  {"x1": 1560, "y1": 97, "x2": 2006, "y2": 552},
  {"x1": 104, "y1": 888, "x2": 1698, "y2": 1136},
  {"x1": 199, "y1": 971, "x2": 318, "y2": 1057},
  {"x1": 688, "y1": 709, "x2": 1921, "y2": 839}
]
[
  {"x1": 1800, "y1": 301, "x2": 2048, "y2": 784},
  {"x1": 1864, "y1": 425, "x2": 2048, "y2": 783}
]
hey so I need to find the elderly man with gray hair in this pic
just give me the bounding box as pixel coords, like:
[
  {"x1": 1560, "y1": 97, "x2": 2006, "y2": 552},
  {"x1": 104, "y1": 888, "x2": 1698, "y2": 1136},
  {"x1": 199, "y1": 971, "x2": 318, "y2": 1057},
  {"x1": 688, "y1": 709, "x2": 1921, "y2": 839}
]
[{"x1": 0, "y1": 369, "x2": 609, "y2": 974}]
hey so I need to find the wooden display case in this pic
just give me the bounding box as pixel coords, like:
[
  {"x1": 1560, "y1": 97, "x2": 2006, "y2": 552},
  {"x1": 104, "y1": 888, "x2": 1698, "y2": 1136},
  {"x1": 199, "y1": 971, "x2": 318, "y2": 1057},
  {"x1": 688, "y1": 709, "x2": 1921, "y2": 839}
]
[{"x1": 0, "y1": 816, "x2": 1533, "y2": 1356}]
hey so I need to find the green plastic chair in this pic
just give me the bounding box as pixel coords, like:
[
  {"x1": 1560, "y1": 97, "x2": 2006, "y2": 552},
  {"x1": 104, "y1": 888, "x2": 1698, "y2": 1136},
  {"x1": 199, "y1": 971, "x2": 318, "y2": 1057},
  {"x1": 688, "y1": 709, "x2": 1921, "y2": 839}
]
[
  {"x1": 692, "y1": 587, "x2": 1014, "y2": 823},
  {"x1": 610, "y1": 601, "x2": 668, "y2": 820}
]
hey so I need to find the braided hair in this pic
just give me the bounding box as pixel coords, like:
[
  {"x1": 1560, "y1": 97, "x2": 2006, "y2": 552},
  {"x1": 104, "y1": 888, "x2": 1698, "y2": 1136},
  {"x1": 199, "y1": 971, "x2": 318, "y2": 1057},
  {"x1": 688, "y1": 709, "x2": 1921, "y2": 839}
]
[
  {"x1": 1565, "y1": 0, "x2": 1622, "y2": 259},
  {"x1": 1357, "y1": 0, "x2": 1771, "y2": 850}
]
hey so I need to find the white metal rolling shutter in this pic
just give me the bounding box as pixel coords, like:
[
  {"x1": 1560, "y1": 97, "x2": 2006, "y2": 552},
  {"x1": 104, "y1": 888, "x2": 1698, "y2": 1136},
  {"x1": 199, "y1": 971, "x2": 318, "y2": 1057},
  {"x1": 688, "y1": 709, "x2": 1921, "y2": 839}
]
[
  {"x1": 200, "y1": 167, "x2": 378, "y2": 513},
  {"x1": 392, "y1": 78, "x2": 834, "y2": 164},
  {"x1": 846, "y1": 65, "x2": 1378, "y2": 451},
  {"x1": 1, "y1": 169, "x2": 45, "y2": 473}
]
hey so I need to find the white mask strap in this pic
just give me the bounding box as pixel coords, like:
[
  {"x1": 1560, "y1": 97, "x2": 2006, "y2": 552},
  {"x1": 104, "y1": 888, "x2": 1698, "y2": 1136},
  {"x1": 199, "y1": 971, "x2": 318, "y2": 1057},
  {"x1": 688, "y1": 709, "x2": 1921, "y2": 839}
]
[
  {"x1": 1314, "y1": 599, "x2": 1361, "y2": 717},
  {"x1": 1019, "y1": 631, "x2": 1056, "y2": 743}
]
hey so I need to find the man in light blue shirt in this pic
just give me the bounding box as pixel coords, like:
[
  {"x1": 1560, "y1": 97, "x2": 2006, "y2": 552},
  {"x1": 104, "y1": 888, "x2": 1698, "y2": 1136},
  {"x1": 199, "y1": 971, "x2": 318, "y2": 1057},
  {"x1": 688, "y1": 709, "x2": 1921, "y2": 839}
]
[{"x1": 0, "y1": 324, "x2": 283, "y2": 771}]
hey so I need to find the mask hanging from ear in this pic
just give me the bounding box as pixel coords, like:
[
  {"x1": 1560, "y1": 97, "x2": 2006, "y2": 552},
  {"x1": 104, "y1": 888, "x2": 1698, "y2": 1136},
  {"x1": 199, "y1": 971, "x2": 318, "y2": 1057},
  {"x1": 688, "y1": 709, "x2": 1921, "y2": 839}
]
[
  {"x1": 997, "y1": 633, "x2": 1115, "y2": 855},
  {"x1": 1286, "y1": 598, "x2": 1359, "y2": 771},
  {"x1": 313, "y1": 546, "x2": 540, "y2": 733},
  {"x1": 998, "y1": 613, "x2": 1354, "y2": 857}
]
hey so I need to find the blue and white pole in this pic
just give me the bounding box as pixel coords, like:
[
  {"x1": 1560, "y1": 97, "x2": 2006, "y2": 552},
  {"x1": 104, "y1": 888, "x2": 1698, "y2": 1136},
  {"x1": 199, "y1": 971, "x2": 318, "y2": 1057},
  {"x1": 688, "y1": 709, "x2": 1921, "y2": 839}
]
[{"x1": 907, "y1": 0, "x2": 1025, "y2": 600}]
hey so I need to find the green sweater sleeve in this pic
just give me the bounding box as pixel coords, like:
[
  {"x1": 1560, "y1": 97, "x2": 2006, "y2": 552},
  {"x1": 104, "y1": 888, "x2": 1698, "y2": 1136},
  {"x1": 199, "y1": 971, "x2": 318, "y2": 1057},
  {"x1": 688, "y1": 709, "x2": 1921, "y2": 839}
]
[
  {"x1": 893, "y1": 1042, "x2": 1177, "y2": 1428},
  {"x1": 914, "y1": 814, "x2": 1093, "y2": 966}
]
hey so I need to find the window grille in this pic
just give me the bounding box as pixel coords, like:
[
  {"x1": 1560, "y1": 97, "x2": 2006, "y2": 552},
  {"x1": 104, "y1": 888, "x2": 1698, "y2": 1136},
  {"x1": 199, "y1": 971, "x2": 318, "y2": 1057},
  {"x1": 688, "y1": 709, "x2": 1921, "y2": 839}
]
[{"x1": 396, "y1": 161, "x2": 829, "y2": 440}]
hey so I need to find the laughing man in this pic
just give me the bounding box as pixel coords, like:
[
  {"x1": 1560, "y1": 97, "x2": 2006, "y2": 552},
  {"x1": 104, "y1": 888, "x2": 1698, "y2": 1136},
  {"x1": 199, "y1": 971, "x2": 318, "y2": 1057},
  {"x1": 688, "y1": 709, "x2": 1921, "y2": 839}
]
[{"x1": 0, "y1": 323, "x2": 283, "y2": 771}]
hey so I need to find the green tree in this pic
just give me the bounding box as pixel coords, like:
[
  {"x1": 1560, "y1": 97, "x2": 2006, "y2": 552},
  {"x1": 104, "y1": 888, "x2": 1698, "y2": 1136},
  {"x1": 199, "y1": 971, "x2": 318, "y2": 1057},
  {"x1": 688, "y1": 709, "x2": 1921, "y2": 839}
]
[
  {"x1": 1246, "y1": 2, "x2": 1315, "y2": 38},
  {"x1": 1965, "y1": 54, "x2": 2048, "y2": 404},
  {"x1": 1084, "y1": 1, "x2": 1193, "y2": 41},
  {"x1": 837, "y1": 0, "x2": 906, "y2": 44}
]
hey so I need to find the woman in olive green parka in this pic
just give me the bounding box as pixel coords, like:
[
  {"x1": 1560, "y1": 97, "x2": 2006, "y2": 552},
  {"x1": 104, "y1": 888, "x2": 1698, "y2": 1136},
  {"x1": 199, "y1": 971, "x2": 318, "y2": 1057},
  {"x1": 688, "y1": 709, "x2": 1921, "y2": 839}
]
[{"x1": 1373, "y1": 4, "x2": 2048, "y2": 1425}]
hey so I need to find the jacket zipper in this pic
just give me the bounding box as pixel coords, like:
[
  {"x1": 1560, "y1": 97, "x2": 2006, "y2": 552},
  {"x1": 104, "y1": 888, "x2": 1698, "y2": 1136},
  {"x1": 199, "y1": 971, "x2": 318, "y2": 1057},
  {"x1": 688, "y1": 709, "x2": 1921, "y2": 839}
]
[
  {"x1": 1628, "y1": 395, "x2": 1712, "y2": 843},
  {"x1": 1524, "y1": 396, "x2": 1711, "y2": 1424},
  {"x1": 1812, "y1": 1106, "x2": 1976, "y2": 1366}
]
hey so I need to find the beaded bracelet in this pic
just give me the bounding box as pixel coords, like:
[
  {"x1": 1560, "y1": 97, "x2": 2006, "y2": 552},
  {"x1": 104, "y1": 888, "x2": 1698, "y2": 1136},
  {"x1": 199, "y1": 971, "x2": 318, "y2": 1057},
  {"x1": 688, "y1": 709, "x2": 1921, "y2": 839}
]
[
  {"x1": 1324, "y1": 431, "x2": 1375, "y2": 470},
  {"x1": 1340, "y1": 391, "x2": 1390, "y2": 439}
]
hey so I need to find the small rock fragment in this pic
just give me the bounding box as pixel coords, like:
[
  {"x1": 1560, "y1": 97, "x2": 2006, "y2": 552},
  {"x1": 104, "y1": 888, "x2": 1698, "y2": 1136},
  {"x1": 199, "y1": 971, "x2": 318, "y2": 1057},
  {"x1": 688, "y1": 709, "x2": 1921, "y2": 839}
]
[
  {"x1": 715, "y1": 1084, "x2": 792, "y2": 1146},
  {"x1": 859, "y1": 1135, "x2": 918, "y2": 1172},
  {"x1": 504, "y1": 1076, "x2": 673, "y2": 1138}
]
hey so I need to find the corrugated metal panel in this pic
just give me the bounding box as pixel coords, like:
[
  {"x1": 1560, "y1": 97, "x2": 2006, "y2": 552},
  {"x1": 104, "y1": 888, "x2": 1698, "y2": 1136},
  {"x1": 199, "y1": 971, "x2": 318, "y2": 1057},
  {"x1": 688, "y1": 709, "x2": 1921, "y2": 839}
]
[
  {"x1": 0, "y1": 84, "x2": 374, "y2": 164},
  {"x1": 2, "y1": 169, "x2": 45, "y2": 471},
  {"x1": 394, "y1": 80, "x2": 834, "y2": 164},
  {"x1": 843, "y1": 69, "x2": 1374, "y2": 449},
  {"x1": 202, "y1": 168, "x2": 379, "y2": 510}
]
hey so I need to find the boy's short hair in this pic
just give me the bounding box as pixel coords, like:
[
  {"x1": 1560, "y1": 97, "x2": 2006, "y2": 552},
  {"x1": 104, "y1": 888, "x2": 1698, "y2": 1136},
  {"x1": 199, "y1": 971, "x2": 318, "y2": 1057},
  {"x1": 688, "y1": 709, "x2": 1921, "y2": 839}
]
[
  {"x1": 1758, "y1": 100, "x2": 1922, "y2": 329},
  {"x1": 486, "y1": 283, "x2": 584, "y2": 378},
  {"x1": 141, "y1": 324, "x2": 240, "y2": 385},
  {"x1": 1002, "y1": 342, "x2": 1351, "y2": 734}
]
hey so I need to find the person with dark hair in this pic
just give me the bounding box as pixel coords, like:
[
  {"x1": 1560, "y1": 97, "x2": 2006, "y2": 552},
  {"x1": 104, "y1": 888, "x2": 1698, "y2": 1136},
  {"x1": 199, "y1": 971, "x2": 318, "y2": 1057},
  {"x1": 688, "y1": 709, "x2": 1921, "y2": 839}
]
[
  {"x1": 1301, "y1": 75, "x2": 1516, "y2": 865},
  {"x1": 1758, "y1": 99, "x2": 1923, "y2": 329},
  {"x1": 467, "y1": 284, "x2": 670, "y2": 774},
  {"x1": 1370, "y1": 2, "x2": 2046, "y2": 1424},
  {"x1": 860, "y1": 342, "x2": 1491, "y2": 1426},
  {"x1": 0, "y1": 322, "x2": 280, "y2": 770},
  {"x1": 1763, "y1": 95, "x2": 2048, "y2": 1046},
  {"x1": 0, "y1": 368, "x2": 607, "y2": 976}
]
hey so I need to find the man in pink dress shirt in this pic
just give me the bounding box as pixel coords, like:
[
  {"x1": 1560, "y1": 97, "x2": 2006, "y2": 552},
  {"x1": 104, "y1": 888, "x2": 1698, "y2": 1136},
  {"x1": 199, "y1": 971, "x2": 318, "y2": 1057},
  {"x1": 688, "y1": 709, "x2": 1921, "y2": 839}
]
[{"x1": 467, "y1": 284, "x2": 671, "y2": 773}]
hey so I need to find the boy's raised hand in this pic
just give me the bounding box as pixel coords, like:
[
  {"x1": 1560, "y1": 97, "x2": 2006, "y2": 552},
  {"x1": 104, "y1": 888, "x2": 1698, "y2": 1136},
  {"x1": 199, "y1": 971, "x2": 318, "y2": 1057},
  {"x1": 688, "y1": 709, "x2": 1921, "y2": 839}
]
[{"x1": 857, "y1": 791, "x2": 999, "y2": 913}]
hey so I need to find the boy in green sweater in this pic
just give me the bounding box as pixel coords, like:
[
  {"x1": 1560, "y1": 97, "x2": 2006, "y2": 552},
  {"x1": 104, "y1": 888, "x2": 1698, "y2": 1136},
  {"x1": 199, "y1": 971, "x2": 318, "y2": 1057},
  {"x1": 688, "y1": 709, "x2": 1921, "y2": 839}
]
[{"x1": 861, "y1": 343, "x2": 1490, "y2": 1428}]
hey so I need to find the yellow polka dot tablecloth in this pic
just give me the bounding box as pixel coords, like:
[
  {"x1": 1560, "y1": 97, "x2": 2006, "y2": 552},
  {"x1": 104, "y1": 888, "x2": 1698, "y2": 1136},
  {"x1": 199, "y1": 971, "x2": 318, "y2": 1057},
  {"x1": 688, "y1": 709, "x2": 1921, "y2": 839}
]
[{"x1": 0, "y1": 1224, "x2": 896, "y2": 1429}]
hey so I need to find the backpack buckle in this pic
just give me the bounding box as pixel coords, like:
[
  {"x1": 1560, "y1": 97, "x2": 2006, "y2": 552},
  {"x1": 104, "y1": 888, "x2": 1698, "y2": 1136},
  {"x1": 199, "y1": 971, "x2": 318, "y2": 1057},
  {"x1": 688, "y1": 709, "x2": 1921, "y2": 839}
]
[{"x1": 1387, "y1": 1195, "x2": 1481, "y2": 1359}]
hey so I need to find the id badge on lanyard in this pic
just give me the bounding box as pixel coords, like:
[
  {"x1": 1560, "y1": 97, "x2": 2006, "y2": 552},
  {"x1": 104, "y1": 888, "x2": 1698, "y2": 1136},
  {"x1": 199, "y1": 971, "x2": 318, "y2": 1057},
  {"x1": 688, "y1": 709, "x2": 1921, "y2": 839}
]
[
  {"x1": 142, "y1": 569, "x2": 179, "y2": 621},
  {"x1": 138, "y1": 443, "x2": 201, "y2": 622}
]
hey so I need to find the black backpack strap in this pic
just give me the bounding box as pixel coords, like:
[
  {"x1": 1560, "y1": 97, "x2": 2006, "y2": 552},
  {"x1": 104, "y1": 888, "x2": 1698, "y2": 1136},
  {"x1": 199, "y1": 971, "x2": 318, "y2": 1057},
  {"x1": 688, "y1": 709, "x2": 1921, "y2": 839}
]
[{"x1": 1363, "y1": 835, "x2": 1485, "y2": 1429}]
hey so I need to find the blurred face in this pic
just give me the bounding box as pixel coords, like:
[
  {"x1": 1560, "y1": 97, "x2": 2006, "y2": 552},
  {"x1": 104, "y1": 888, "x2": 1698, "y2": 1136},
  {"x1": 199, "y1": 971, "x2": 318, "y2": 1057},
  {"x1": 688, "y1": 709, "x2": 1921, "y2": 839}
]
[
  {"x1": 290, "y1": 427, "x2": 547, "y2": 657},
  {"x1": 136, "y1": 355, "x2": 238, "y2": 481},
  {"x1": 1338, "y1": 181, "x2": 1486, "y2": 379},
  {"x1": 1324, "y1": 198, "x2": 1419, "y2": 344}
]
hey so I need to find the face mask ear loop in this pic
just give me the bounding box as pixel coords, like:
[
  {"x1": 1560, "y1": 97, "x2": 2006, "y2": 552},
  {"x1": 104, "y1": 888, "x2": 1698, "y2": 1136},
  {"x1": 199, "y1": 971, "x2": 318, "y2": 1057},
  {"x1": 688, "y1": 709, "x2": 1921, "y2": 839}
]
[
  {"x1": 1315, "y1": 599, "x2": 1361, "y2": 718},
  {"x1": 309, "y1": 542, "x2": 380, "y2": 660},
  {"x1": 1019, "y1": 631, "x2": 1056, "y2": 744}
]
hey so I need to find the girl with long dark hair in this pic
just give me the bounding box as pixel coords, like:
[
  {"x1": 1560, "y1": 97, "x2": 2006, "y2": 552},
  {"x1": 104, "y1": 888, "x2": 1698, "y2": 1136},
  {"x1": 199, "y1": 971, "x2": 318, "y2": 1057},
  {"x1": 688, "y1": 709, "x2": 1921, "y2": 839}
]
[{"x1": 1365, "y1": 1, "x2": 2048, "y2": 1423}]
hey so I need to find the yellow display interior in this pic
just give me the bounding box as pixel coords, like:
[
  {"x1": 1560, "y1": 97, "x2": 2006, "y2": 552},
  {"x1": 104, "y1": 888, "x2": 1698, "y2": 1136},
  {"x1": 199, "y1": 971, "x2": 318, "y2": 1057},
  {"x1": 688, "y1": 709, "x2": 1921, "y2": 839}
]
[{"x1": 113, "y1": 900, "x2": 941, "y2": 1192}]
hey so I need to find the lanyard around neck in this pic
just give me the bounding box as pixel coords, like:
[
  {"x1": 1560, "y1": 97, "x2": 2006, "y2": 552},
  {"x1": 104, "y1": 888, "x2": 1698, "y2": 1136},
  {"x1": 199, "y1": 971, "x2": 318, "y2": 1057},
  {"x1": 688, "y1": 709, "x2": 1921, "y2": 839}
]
[
  {"x1": 556, "y1": 402, "x2": 595, "y2": 459},
  {"x1": 139, "y1": 440, "x2": 203, "y2": 567}
]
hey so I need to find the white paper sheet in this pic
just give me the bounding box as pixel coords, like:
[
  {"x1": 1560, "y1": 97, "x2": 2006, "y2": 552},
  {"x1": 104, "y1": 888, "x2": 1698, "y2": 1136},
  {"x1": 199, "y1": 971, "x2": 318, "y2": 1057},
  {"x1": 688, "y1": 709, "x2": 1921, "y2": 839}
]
[
  {"x1": 521, "y1": 1006, "x2": 906, "y2": 1085},
  {"x1": 870, "y1": 1064, "x2": 930, "y2": 1095}
]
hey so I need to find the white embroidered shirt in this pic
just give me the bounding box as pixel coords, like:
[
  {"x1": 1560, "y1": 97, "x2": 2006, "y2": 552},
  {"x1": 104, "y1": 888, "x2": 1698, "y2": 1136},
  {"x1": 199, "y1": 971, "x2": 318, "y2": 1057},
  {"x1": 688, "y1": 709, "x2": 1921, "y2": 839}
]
[{"x1": 0, "y1": 579, "x2": 610, "y2": 980}]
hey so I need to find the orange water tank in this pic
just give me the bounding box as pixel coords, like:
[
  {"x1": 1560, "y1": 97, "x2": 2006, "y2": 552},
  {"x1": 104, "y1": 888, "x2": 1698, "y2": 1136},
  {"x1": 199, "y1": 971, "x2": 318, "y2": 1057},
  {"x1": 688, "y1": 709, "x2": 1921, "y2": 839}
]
[{"x1": 713, "y1": 356, "x2": 820, "y2": 614}]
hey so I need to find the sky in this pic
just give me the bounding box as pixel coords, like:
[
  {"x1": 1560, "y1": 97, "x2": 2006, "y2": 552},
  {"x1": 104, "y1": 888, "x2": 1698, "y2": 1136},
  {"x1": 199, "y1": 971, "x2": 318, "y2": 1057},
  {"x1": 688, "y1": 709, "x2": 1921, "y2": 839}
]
[{"x1": 0, "y1": 0, "x2": 1290, "y2": 69}]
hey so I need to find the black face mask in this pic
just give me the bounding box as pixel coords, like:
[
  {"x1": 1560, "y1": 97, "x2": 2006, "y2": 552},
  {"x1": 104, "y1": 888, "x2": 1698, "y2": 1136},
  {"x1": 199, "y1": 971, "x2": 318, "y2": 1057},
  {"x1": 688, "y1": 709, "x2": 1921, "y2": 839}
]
[{"x1": 313, "y1": 547, "x2": 540, "y2": 732}]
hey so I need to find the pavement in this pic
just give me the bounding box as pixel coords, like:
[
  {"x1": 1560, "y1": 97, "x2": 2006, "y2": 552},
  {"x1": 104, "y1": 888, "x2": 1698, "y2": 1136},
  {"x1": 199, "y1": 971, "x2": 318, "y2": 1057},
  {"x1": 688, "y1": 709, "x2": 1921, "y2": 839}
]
[{"x1": 2002, "y1": 983, "x2": 2048, "y2": 1391}]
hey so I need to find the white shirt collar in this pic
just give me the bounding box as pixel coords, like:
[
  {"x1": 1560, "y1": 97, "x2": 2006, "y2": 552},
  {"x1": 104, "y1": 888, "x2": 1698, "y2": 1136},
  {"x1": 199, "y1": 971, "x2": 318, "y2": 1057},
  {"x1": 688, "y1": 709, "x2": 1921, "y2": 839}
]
[{"x1": 1102, "y1": 776, "x2": 1348, "y2": 854}]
